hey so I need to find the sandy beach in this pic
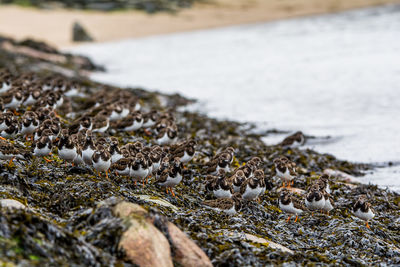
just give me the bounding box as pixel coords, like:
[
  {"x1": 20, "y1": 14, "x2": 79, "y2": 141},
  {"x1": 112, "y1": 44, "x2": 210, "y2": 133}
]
[{"x1": 0, "y1": 0, "x2": 399, "y2": 48}]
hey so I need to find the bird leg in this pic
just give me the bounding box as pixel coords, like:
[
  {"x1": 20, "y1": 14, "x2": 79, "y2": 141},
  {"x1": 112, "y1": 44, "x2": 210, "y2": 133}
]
[
  {"x1": 143, "y1": 129, "x2": 152, "y2": 136},
  {"x1": 286, "y1": 216, "x2": 291, "y2": 223},
  {"x1": 169, "y1": 187, "x2": 176, "y2": 198},
  {"x1": 0, "y1": 136, "x2": 6, "y2": 140},
  {"x1": 44, "y1": 156, "x2": 53, "y2": 163},
  {"x1": 105, "y1": 171, "x2": 110, "y2": 180},
  {"x1": 294, "y1": 215, "x2": 299, "y2": 222},
  {"x1": 166, "y1": 187, "x2": 170, "y2": 194},
  {"x1": 8, "y1": 157, "x2": 15, "y2": 167},
  {"x1": 366, "y1": 221, "x2": 371, "y2": 229}
]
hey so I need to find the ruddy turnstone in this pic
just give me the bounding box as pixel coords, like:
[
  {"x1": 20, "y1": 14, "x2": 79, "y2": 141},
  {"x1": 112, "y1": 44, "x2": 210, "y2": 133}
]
[
  {"x1": 273, "y1": 156, "x2": 296, "y2": 188},
  {"x1": 170, "y1": 140, "x2": 196, "y2": 163},
  {"x1": 92, "y1": 145, "x2": 112, "y2": 179},
  {"x1": 316, "y1": 174, "x2": 331, "y2": 194},
  {"x1": 240, "y1": 169, "x2": 264, "y2": 201},
  {"x1": 0, "y1": 74, "x2": 12, "y2": 95},
  {"x1": 32, "y1": 129, "x2": 53, "y2": 162},
  {"x1": 3, "y1": 87, "x2": 24, "y2": 111},
  {"x1": 69, "y1": 115, "x2": 92, "y2": 134},
  {"x1": 156, "y1": 126, "x2": 178, "y2": 145},
  {"x1": 202, "y1": 193, "x2": 242, "y2": 215},
  {"x1": 155, "y1": 158, "x2": 183, "y2": 197},
  {"x1": 92, "y1": 113, "x2": 110, "y2": 133},
  {"x1": 279, "y1": 131, "x2": 305, "y2": 148},
  {"x1": 353, "y1": 195, "x2": 375, "y2": 229},
  {"x1": 0, "y1": 139, "x2": 19, "y2": 165},
  {"x1": 130, "y1": 152, "x2": 149, "y2": 185},
  {"x1": 228, "y1": 170, "x2": 247, "y2": 193},
  {"x1": 81, "y1": 130, "x2": 96, "y2": 165},
  {"x1": 23, "y1": 86, "x2": 41, "y2": 106},
  {"x1": 112, "y1": 157, "x2": 132, "y2": 176},
  {"x1": 109, "y1": 137, "x2": 123, "y2": 163},
  {"x1": 305, "y1": 184, "x2": 326, "y2": 213},
  {"x1": 56, "y1": 129, "x2": 77, "y2": 165},
  {"x1": 205, "y1": 153, "x2": 231, "y2": 175},
  {"x1": 279, "y1": 189, "x2": 306, "y2": 222},
  {"x1": 20, "y1": 111, "x2": 39, "y2": 140},
  {"x1": 108, "y1": 102, "x2": 130, "y2": 122},
  {"x1": 205, "y1": 169, "x2": 233, "y2": 199},
  {"x1": 114, "y1": 111, "x2": 143, "y2": 132},
  {"x1": 142, "y1": 110, "x2": 158, "y2": 128}
]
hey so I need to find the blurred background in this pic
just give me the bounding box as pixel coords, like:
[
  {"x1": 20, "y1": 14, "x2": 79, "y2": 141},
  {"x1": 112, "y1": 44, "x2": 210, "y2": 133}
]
[{"x1": 1, "y1": 0, "x2": 400, "y2": 190}]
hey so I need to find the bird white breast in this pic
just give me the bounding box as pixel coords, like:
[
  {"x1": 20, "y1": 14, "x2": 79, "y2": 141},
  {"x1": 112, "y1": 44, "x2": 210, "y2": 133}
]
[
  {"x1": 142, "y1": 119, "x2": 155, "y2": 128},
  {"x1": 211, "y1": 165, "x2": 230, "y2": 175},
  {"x1": 123, "y1": 119, "x2": 143, "y2": 131},
  {"x1": 323, "y1": 199, "x2": 334, "y2": 212},
  {"x1": 42, "y1": 85, "x2": 52, "y2": 91},
  {"x1": 0, "y1": 82, "x2": 11, "y2": 94},
  {"x1": 222, "y1": 205, "x2": 237, "y2": 215},
  {"x1": 242, "y1": 185, "x2": 263, "y2": 200},
  {"x1": 0, "y1": 122, "x2": 8, "y2": 132},
  {"x1": 23, "y1": 95, "x2": 37, "y2": 106},
  {"x1": 82, "y1": 148, "x2": 95, "y2": 165},
  {"x1": 64, "y1": 88, "x2": 79, "y2": 97},
  {"x1": 111, "y1": 152, "x2": 123, "y2": 163},
  {"x1": 276, "y1": 168, "x2": 294, "y2": 181},
  {"x1": 354, "y1": 209, "x2": 375, "y2": 221},
  {"x1": 93, "y1": 158, "x2": 111, "y2": 172},
  {"x1": 73, "y1": 154, "x2": 85, "y2": 166},
  {"x1": 180, "y1": 151, "x2": 193, "y2": 163},
  {"x1": 232, "y1": 185, "x2": 241, "y2": 193},
  {"x1": 305, "y1": 198, "x2": 326, "y2": 210},
  {"x1": 59, "y1": 147, "x2": 77, "y2": 161},
  {"x1": 130, "y1": 166, "x2": 149, "y2": 180},
  {"x1": 326, "y1": 184, "x2": 331, "y2": 194},
  {"x1": 21, "y1": 125, "x2": 37, "y2": 136},
  {"x1": 5, "y1": 97, "x2": 22, "y2": 109},
  {"x1": 214, "y1": 188, "x2": 232, "y2": 199},
  {"x1": 56, "y1": 98, "x2": 64, "y2": 107},
  {"x1": 157, "y1": 133, "x2": 176, "y2": 145},
  {"x1": 0, "y1": 151, "x2": 14, "y2": 160},
  {"x1": 93, "y1": 121, "x2": 109, "y2": 133},
  {"x1": 152, "y1": 161, "x2": 161, "y2": 174},
  {"x1": 34, "y1": 145, "x2": 51, "y2": 157},
  {"x1": 117, "y1": 167, "x2": 130, "y2": 176},
  {"x1": 279, "y1": 201, "x2": 303, "y2": 215},
  {"x1": 158, "y1": 173, "x2": 182, "y2": 187},
  {"x1": 1, "y1": 131, "x2": 15, "y2": 139},
  {"x1": 134, "y1": 103, "x2": 141, "y2": 111}
]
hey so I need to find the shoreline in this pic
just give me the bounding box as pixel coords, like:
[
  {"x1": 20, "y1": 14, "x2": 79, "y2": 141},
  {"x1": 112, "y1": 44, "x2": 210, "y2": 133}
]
[{"x1": 0, "y1": 0, "x2": 399, "y2": 48}]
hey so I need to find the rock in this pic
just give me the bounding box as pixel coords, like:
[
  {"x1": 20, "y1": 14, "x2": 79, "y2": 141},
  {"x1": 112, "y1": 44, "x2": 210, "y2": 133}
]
[
  {"x1": 167, "y1": 222, "x2": 213, "y2": 267},
  {"x1": 0, "y1": 199, "x2": 26, "y2": 210},
  {"x1": 324, "y1": 169, "x2": 359, "y2": 183},
  {"x1": 227, "y1": 231, "x2": 294, "y2": 254},
  {"x1": 113, "y1": 201, "x2": 212, "y2": 267},
  {"x1": 114, "y1": 202, "x2": 173, "y2": 267},
  {"x1": 72, "y1": 21, "x2": 94, "y2": 42},
  {"x1": 135, "y1": 194, "x2": 179, "y2": 211}
]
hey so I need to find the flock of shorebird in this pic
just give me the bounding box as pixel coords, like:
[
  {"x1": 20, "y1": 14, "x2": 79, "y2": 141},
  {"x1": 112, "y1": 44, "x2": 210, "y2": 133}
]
[{"x1": 0, "y1": 69, "x2": 375, "y2": 228}]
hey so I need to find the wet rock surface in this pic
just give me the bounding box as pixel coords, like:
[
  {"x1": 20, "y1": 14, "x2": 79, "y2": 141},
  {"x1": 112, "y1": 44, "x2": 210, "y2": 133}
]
[{"x1": 0, "y1": 35, "x2": 399, "y2": 266}]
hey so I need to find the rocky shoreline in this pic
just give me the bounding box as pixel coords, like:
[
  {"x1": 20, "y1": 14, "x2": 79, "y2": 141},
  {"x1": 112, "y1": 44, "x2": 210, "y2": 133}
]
[{"x1": 0, "y1": 36, "x2": 399, "y2": 266}]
